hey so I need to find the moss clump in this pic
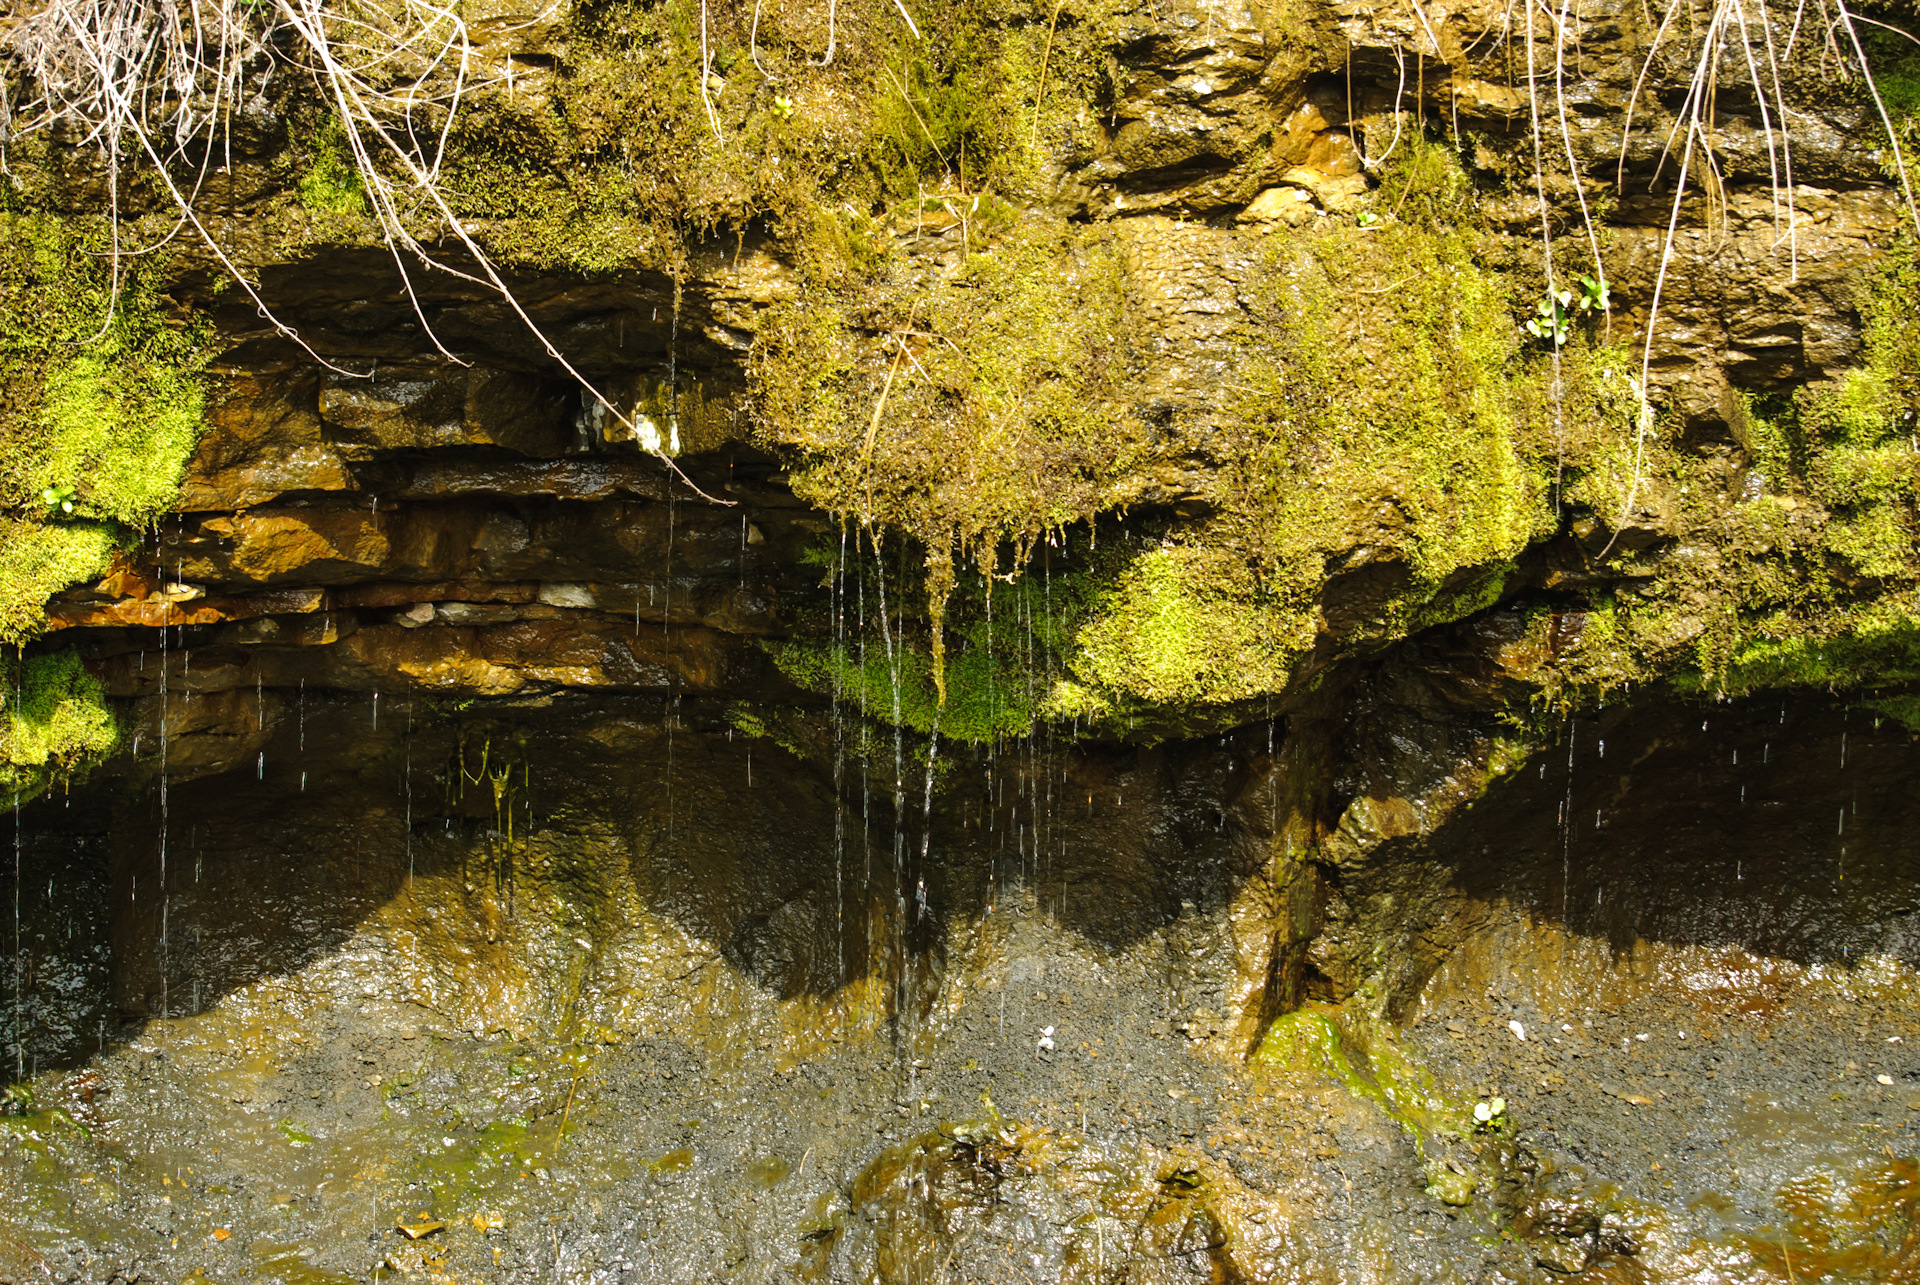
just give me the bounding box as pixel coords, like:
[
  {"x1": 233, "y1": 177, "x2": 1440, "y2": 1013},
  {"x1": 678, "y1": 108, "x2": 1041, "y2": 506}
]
[
  {"x1": 296, "y1": 114, "x2": 369, "y2": 214},
  {"x1": 1068, "y1": 544, "x2": 1302, "y2": 707},
  {"x1": 755, "y1": 137, "x2": 1647, "y2": 730},
  {"x1": 754, "y1": 211, "x2": 1137, "y2": 702},
  {"x1": 757, "y1": 214, "x2": 1135, "y2": 544},
  {"x1": 424, "y1": 0, "x2": 1117, "y2": 272},
  {"x1": 1251, "y1": 1004, "x2": 1462, "y2": 1149},
  {"x1": 0, "y1": 650, "x2": 119, "y2": 805},
  {"x1": 0, "y1": 204, "x2": 205, "y2": 796},
  {"x1": 1529, "y1": 235, "x2": 1920, "y2": 709},
  {"x1": 0, "y1": 208, "x2": 210, "y2": 642},
  {"x1": 766, "y1": 540, "x2": 1104, "y2": 741}
]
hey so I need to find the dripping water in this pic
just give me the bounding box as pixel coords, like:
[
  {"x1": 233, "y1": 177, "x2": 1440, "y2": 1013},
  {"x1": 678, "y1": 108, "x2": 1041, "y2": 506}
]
[{"x1": 832, "y1": 523, "x2": 848, "y2": 1024}]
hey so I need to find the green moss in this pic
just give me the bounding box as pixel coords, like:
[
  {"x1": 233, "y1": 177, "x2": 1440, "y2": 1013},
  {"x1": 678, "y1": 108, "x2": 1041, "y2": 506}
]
[
  {"x1": 1251, "y1": 1004, "x2": 1462, "y2": 1150},
  {"x1": 1864, "y1": 693, "x2": 1920, "y2": 730},
  {"x1": 760, "y1": 215, "x2": 1135, "y2": 544},
  {"x1": 422, "y1": 0, "x2": 1118, "y2": 272},
  {"x1": 0, "y1": 522, "x2": 118, "y2": 645},
  {"x1": 296, "y1": 115, "x2": 370, "y2": 217},
  {"x1": 1069, "y1": 544, "x2": 1304, "y2": 707},
  {"x1": 0, "y1": 205, "x2": 205, "y2": 794},
  {"x1": 0, "y1": 650, "x2": 119, "y2": 806},
  {"x1": 752, "y1": 136, "x2": 1657, "y2": 729},
  {"x1": 0, "y1": 208, "x2": 209, "y2": 643}
]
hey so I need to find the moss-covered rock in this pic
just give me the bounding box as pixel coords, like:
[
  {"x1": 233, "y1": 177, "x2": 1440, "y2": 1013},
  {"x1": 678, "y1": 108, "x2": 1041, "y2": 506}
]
[
  {"x1": 0, "y1": 208, "x2": 210, "y2": 641},
  {"x1": 0, "y1": 649, "x2": 119, "y2": 805}
]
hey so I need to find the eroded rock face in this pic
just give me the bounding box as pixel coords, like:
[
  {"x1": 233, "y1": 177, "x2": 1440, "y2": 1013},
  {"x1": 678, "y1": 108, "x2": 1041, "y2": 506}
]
[{"x1": 4, "y1": 0, "x2": 1918, "y2": 1277}]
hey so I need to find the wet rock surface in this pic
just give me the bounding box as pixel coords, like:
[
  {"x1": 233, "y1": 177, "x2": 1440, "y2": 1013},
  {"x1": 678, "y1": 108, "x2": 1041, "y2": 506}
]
[
  {"x1": 4, "y1": 0, "x2": 1918, "y2": 1276},
  {"x1": 6, "y1": 689, "x2": 1920, "y2": 1282}
]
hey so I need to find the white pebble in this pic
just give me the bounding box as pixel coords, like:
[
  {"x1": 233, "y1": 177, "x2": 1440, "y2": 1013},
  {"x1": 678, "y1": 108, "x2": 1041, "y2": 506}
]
[{"x1": 1508, "y1": 1020, "x2": 1526, "y2": 1041}]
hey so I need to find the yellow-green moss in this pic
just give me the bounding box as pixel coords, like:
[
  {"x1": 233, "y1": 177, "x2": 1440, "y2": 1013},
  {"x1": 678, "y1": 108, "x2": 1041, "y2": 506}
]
[
  {"x1": 1224, "y1": 215, "x2": 1560, "y2": 612},
  {"x1": 1069, "y1": 544, "x2": 1304, "y2": 706},
  {"x1": 0, "y1": 203, "x2": 205, "y2": 796},
  {"x1": 296, "y1": 115, "x2": 370, "y2": 218},
  {"x1": 0, "y1": 650, "x2": 119, "y2": 806},
  {"x1": 0, "y1": 209, "x2": 210, "y2": 642},
  {"x1": 758, "y1": 214, "x2": 1135, "y2": 543},
  {"x1": 753, "y1": 138, "x2": 1650, "y2": 728},
  {"x1": 0, "y1": 522, "x2": 119, "y2": 645},
  {"x1": 1526, "y1": 235, "x2": 1920, "y2": 709},
  {"x1": 1252, "y1": 1004, "x2": 1465, "y2": 1151},
  {"x1": 425, "y1": 0, "x2": 1118, "y2": 271}
]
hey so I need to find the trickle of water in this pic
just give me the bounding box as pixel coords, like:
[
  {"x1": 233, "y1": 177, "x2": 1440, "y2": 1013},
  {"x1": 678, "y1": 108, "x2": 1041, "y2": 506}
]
[
  {"x1": 405, "y1": 701, "x2": 414, "y2": 882},
  {"x1": 12, "y1": 768, "x2": 21, "y2": 1080}
]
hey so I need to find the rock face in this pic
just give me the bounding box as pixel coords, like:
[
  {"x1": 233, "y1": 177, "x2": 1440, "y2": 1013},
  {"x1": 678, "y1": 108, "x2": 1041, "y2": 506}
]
[{"x1": 3, "y1": 0, "x2": 1920, "y2": 1278}]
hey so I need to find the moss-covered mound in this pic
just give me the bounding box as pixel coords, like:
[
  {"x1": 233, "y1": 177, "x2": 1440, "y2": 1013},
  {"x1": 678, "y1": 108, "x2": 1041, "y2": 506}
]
[{"x1": 0, "y1": 205, "x2": 211, "y2": 797}]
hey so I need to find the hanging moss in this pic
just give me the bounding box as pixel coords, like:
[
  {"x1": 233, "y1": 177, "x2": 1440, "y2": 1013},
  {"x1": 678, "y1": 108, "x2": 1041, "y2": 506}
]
[
  {"x1": 752, "y1": 136, "x2": 1650, "y2": 730},
  {"x1": 0, "y1": 650, "x2": 119, "y2": 806},
  {"x1": 423, "y1": 0, "x2": 1119, "y2": 271},
  {"x1": 1517, "y1": 235, "x2": 1920, "y2": 709}
]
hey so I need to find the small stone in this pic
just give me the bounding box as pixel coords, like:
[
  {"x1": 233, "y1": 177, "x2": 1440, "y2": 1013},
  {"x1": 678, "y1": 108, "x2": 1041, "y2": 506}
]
[
  {"x1": 1237, "y1": 187, "x2": 1317, "y2": 228},
  {"x1": 1426, "y1": 1168, "x2": 1475, "y2": 1206},
  {"x1": 1509, "y1": 1020, "x2": 1527, "y2": 1041},
  {"x1": 1879, "y1": 1074, "x2": 1895, "y2": 1086},
  {"x1": 1532, "y1": 1236, "x2": 1589, "y2": 1274}
]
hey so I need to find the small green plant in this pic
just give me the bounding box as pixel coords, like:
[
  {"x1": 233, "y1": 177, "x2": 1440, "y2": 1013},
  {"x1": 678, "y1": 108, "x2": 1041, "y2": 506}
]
[
  {"x1": 1526, "y1": 289, "x2": 1573, "y2": 345},
  {"x1": 1356, "y1": 211, "x2": 1380, "y2": 228},
  {"x1": 39, "y1": 484, "x2": 76, "y2": 519},
  {"x1": 1526, "y1": 276, "x2": 1608, "y2": 346},
  {"x1": 1575, "y1": 273, "x2": 1610, "y2": 314},
  {"x1": 1470, "y1": 1095, "x2": 1507, "y2": 1129},
  {"x1": 771, "y1": 95, "x2": 795, "y2": 120}
]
